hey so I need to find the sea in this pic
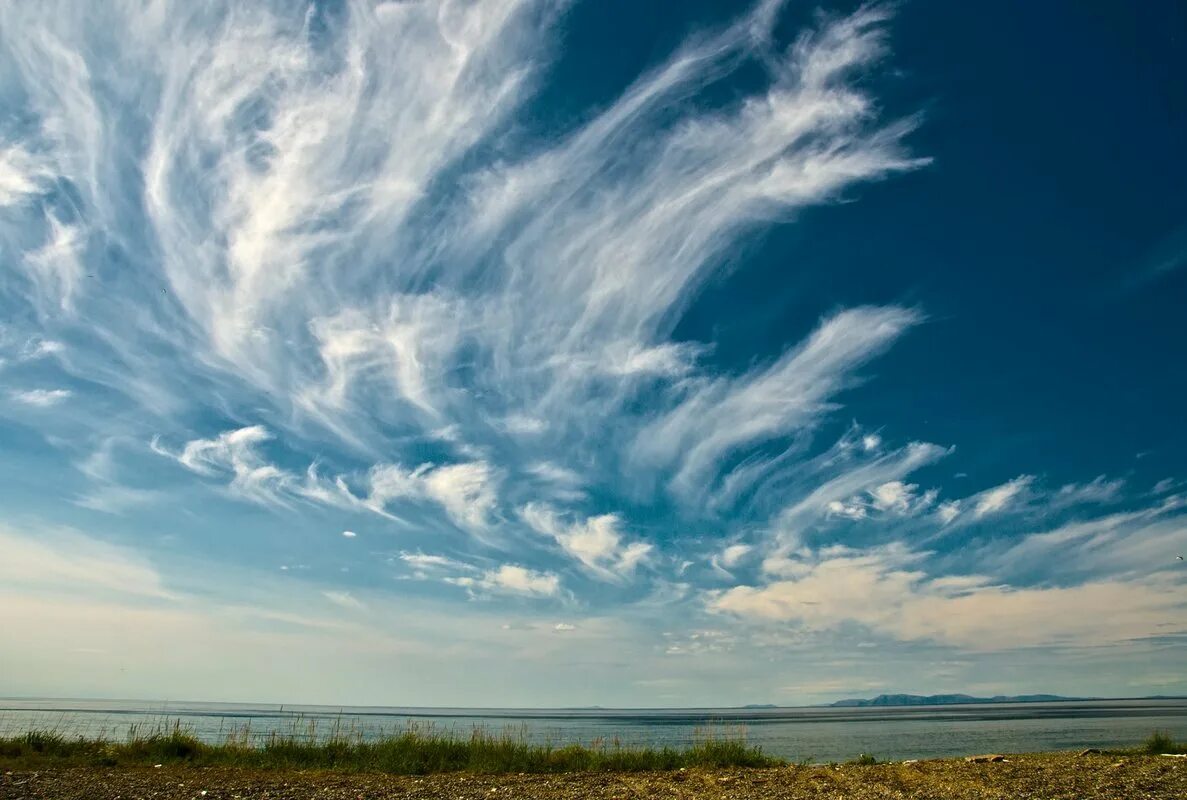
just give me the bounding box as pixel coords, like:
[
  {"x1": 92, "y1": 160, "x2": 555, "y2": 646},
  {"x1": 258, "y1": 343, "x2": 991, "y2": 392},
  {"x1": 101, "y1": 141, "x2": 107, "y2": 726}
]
[{"x1": 2, "y1": 698, "x2": 1186, "y2": 762}]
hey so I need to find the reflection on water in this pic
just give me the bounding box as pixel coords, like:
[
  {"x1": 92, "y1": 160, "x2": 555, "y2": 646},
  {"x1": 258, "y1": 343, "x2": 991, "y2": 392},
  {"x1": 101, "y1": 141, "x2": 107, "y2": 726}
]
[{"x1": 2, "y1": 698, "x2": 1185, "y2": 762}]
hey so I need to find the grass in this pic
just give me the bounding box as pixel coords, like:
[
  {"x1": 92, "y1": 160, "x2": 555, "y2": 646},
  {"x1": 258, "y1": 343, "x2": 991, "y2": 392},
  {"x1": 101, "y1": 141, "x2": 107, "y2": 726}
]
[
  {"x1": 0, "y1": 720, "x2": 783, "y2": 774},
  {"x1": 1137, "y1": 730, "x2": 1187, "y2": 755},
  {"x1": 5, "y1": 723, "x2": 1185, "y2": 775}
]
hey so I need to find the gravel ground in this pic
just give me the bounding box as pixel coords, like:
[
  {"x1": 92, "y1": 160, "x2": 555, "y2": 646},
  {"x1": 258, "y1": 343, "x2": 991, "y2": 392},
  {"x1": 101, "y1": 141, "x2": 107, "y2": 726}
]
[{"x1": 2, "y1": 754, "x2": 1185, "y2": 799}]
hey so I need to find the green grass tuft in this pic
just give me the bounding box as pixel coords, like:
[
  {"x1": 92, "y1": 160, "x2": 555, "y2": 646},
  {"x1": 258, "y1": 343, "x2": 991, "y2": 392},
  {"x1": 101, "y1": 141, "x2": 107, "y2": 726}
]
[{"x1": 1139, "y1": 730, "x2": 1187, "y2": 755}]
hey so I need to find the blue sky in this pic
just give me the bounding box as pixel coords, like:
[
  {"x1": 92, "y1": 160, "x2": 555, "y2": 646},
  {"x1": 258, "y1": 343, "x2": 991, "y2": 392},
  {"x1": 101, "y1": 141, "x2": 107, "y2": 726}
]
[{"x1": 1, "y1": 0, "x2": 1185, "y2": 707}]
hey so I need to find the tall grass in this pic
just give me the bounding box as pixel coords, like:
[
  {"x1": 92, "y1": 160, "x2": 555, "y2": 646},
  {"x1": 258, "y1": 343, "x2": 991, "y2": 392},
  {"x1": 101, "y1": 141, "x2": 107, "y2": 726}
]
[
  {"x1": 1138, "y1": 730, "x2": 1187, "y2": 755},
  {"x1": 0, "y1": 720, "x2": 782, "y2": 774}
]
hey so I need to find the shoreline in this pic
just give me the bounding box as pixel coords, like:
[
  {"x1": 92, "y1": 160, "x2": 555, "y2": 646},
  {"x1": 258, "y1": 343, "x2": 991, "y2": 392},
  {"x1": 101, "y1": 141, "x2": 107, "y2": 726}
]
[{"x1": 3, "y1": 753, "x2": 1186, "y2": 799}]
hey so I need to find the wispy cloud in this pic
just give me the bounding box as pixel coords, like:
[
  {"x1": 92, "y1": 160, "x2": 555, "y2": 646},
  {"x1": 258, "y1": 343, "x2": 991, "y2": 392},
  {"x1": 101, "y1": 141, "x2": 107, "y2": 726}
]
[
  {"x1": 398, "y1": 551, "x2": 481, "y2": 578},
  {"x1": 1, "y1": 0, "x2": 930, "y2": 462},
  {"x1": 971, "y1": 475, "x2": 1034, "y2": 518},
  {"x1": 1052, "y1": 475, "x2": 1125, "y2": 508},
  {"x1": 710, "y1": 543, "x2": 754, "y2": 577},
  {"x1": 826, "y1": 480, "x2": 938, "y2": 521},
  {"x1": 634, "y1": 307, "x2": 924, "y2": 501},
  {"x1": 153, "y1": 425, "x2": 499, "y2": 529},
  {"x1": 0, "y1": 523, "x2": 171, "y2": 600},
  {"x1": 9, "y1": 388, "x2": 72, "y2": 407},
  {"x1": 1124, "y1": 221, "x2": 1187, "y2": 289},
  {"x1": 0, "y1": 143, "x2": 54, "y2": 206},
  {"x1": 977, "y1": 496, "x2": 1187, "y2": 581},
  {"x1": 152, "y1": 426, "x2": 299, "y2": 507},
  {"x1": 73, "y1": 485, "x2": 160, "y2": 515},
  {"x1": 323, "y1": 590, "x2": 366, "y2": 611},
  {"x1": 771, "y1": 436, "x2": 950, "y2": 548}
]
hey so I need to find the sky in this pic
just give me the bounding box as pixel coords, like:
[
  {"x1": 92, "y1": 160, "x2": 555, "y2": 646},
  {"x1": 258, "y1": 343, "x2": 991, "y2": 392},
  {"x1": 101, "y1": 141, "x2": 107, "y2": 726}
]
[{"x1": 1, "y1": 0, "x2": 1185, "y2": 708}]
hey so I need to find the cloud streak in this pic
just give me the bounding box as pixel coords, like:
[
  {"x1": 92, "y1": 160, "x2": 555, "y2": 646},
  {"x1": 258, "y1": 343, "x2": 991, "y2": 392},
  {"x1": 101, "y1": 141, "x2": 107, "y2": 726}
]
[{"x1": 0, "y1": 0, "x2": 944, "y2": 596}]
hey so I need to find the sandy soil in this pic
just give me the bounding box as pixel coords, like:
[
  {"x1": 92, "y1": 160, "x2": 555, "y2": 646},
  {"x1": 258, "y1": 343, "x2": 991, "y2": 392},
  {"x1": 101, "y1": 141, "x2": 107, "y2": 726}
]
[{"x1": 3, "y1": 753, "x2": 1185, "y2": 799}]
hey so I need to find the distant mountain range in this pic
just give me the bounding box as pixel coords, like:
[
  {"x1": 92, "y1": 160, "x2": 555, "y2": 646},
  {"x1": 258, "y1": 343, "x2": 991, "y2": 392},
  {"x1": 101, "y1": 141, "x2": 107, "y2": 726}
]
[{"x1": 829, "y1": 693, "x2": 1082, "y2": 707}]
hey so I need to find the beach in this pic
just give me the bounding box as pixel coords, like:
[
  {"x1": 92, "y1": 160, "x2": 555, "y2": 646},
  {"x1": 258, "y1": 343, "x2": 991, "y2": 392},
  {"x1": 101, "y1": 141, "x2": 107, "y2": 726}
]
[{"x1": 4, "y1": 753, "x2": 1186, "y2": 800}]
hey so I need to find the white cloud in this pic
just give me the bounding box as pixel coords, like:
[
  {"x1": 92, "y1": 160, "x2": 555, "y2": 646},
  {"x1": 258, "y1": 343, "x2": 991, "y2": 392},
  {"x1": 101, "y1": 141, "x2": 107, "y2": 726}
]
[
  {"x1": 709, "y1": 543, "x2": 754, "y2": 578},
  {"x1": 9, "y1": 388, "x2": 72, "y2": 407},
  {"x1": 521, "y1": 462, "x2": 587, "y2": 503},
  {"x1": 154, "y1": 425, "x2": 298, "y2": 507},
  {"x1": 934, "y1": 473, "x2": 1115, "y2": 531},
  {"x1": 525, "y1": 462, "x2": 584, "y2": 488},
  {"x1": 1053, "y1": 475, "x2": 1124, "y2": 507},
  {"x1": 74, "y1": 486, "x2": 160, "y2": 515},
  {"x1": 870, "y1": 481, "x2": 934, "y2": 514},
  {"x1": 500, "y1": 414, "x2": 547, "y2": 435},
  {"x1": 712, "y1": 545, "x2": 1187, "y2": 649},
  {"x1": 774, "y1": 439, "x2": 949, "y2": 547},
  {"x1": 341, "y1": 530, "x2": 357, "y2": 538},
  {"x1": 21, "y1": 338, "x2": 65, "y2": 359},
  {"x1": 171, "y1": 425, "x2": 271, "y2": 477},
  {"x1": 826, "y1": 498, "x2": 868, "y2": 520},
  {"x1": 155, "y1": 426, "x2": 498, "y2": 528},
  {"x1": 322, "y1": 591, "x2": 366, "y2": 611},
  {"x1": 23, "y1": 214, "x2": 84, "y2": 310},
  {"x1": 398, "y1": 552, "x2": 478, "y2": 575},
  {"x1": 602, "y1": 342, "x2": 703, "y2": 378},
  {"x1": 719, "y1": 544, "x2": 752, "y2": 569},
  {"x1": 978, "y1": 499, "x2": 1187, "y2": 580},
  {"x1": 448, "y1": 564, "x2": 561, "y2": 599},
  {"x1": 553, "y1": 622, "x2": 576, "y2": 632},
  {"x1": 972, "y1": 475, "x2": 1034, "y2": 518},
  {"x1": 936, "y1": 500, "x2": 961, "y2": 525},
  {"x1": 302, "y1": 294, "x2": 468, "y2": 422},
  {"x1": 824, "y1": 480, "x2": 937, "y2": 522},
  {"x1": 521, "y1": 504, "x2": 653, "y2": 582},
  {"x1": 368, "y1": 461, "x2": 499, "y2": 530},
  {"x1": 0, "y1": 143, "x2": 52, "y2": 206},
  {"x1": 663, "y1": 628, "x2": 737, "y2": 656},
  {"x1": 133, "y1": 0, "x2": 551, "y2": 383}
]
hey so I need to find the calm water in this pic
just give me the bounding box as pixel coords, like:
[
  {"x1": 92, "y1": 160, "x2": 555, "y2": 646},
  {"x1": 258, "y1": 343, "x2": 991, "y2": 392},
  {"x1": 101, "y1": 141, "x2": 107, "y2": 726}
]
[{"x1": 2, "y1": 698, "x2": 1185, "y2": 762}]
